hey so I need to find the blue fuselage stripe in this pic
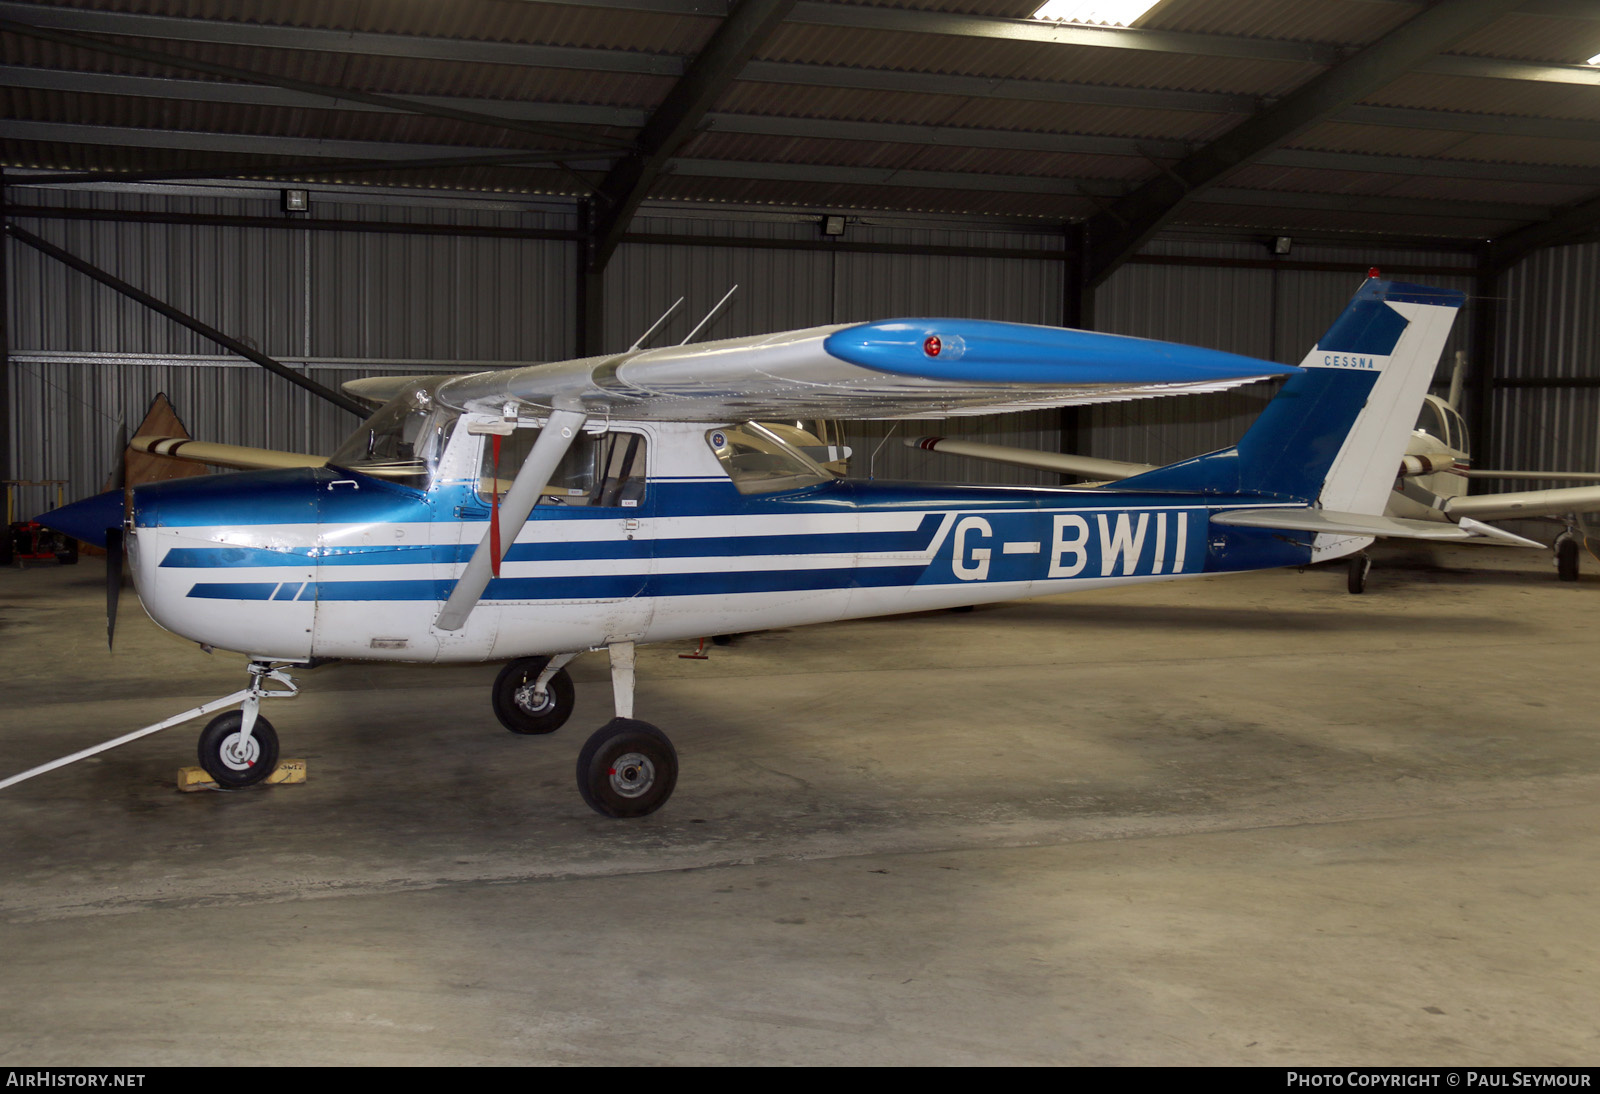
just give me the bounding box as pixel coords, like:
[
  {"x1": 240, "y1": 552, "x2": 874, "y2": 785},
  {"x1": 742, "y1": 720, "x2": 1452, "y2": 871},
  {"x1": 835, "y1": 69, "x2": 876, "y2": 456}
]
[
  {"x1": 159, "y1": 513, "x2": 946, "y2": 569},
  {"x1": 194, "y1": 565, "x2": 933, "y2": 603}
]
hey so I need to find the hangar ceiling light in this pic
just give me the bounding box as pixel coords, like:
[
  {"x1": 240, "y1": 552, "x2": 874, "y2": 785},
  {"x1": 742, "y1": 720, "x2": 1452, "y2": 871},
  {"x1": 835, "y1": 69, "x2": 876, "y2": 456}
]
[{"x1": 1030, "y1": 0, "x2": 1159, "y2": 27}]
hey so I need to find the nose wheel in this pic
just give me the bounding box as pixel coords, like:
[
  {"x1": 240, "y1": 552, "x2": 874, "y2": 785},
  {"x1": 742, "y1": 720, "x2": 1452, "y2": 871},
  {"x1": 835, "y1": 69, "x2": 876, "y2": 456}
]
[{"x1": 197, "y1": 711, "x2": 280, "y2": 788}]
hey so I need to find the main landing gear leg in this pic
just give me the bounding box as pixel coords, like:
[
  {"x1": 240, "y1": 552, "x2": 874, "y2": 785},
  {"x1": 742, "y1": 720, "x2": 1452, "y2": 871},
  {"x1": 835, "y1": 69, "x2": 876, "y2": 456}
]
[
  {"x1": 575, "y1": 641, "x2": 679, "y2": 818},
  {"x1": 196, "y1": 661, "x2": 297, "y2": 788}
]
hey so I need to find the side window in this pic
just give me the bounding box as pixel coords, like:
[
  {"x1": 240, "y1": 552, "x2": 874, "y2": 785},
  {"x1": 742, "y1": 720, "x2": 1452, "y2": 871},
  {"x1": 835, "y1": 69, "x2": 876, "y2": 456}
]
[
  {"x1": 478, "y1": 428, "x2": 647, "y2": 507},
  {"x1": 708, "y1": 423, "x2": 831, "y2": 495}
]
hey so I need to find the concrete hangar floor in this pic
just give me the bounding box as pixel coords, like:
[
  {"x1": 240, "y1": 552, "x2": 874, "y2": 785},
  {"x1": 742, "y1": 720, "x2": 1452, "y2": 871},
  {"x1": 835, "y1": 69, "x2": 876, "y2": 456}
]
[{"x1": 0, "y1": 545, "x2": 1595, "y2": 1066}]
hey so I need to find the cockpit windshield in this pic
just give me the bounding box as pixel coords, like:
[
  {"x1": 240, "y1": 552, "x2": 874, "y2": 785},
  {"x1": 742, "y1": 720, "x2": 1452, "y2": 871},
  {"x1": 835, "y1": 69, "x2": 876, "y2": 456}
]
[
  {"x1": 327, "y1": 380, "x2": 460, "y2": 489},
  {"x1": 1413, "y1": 396, "x2": 1469, "y2": 455}
]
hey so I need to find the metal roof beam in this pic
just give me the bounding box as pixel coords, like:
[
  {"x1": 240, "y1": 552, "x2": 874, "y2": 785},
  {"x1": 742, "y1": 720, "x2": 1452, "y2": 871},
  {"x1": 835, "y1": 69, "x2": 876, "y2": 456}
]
[
  {"x1": 17, "y1": 66, "x2": 1600, "y2": 180},
  {"x1": 0, "y1": 13, "x2": 635, "y2": 153},
  {"x1": 737, "y1": 60, "x2": 1259, "y2": 113},
  {"x1": 9, "y1": 0, "x2": 1597, "y2": 91},
  {"x1": 1200, "y1": 186, "x2": 1545, "y2": 223},
  {"x1": 1337, "y1": 103, "x2": 1600, "y2": 141},
  {"x1": 0, "y1": 66, "x2": 650, "y2": 129},
  {"x1": 0, "y1": 1, "x2": 682, "y2": 75},
  {"x1": 0, "y1": 120, "x2": 616, "y2": 172},
  {"x1": 1421, "y1": 55, "x2": 1600, "y2": 84},
  {"x1": 0, "y1": 121, "x2": 1562, "y2": 222},
  {"x1": 1080, "y1": 0, "x2": 1526, "y2": 288},
  {"x1": 587, "y1": 0, "x2": 796, "y2": 271},
  {"x1": 444, "y1": 0, "x2": 1600, "y2": 22},
  {"x1": 787, "y1": 3, "x2": 1344, "y2": 64},
  {"x1": 15, "y1": 62, "x2": 1600, "y2": 144},
  {"x1": 1260, "y1": 148, "x2": 1600, "y2": 188}
]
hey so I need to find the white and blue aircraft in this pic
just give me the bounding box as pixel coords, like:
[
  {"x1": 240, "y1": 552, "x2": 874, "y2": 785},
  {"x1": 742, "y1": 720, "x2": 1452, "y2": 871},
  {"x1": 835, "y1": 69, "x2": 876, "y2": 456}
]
[{"x1": 63, "y1": 276, "x2": 1481, "y2": 817}]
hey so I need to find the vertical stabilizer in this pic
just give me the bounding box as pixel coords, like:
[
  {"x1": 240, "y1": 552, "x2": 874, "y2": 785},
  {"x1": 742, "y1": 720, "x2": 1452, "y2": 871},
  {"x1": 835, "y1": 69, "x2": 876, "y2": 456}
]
[
  {"x1": 1115, "y1": 279, "x2": 1466, "y2": 518},
  {"x1": 1293, "y1": 281, "x2": 1464, "y2": 515}
]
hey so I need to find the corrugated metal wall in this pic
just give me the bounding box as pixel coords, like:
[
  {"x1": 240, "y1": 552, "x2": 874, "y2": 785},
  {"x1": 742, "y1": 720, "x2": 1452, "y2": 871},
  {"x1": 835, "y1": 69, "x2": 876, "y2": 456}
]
[
  {"x1": 1084, "y1": 241, "x2": 1478, "y2": 472},
  {"x1": 7, "y1": 180, "x2": 1542, "y2": 516},
  {"x1": 1494, "y1": 244, "x2": 1600, "y2": 497},
  {"x1": 5, "y1": 183, "x2": 575, "y2": 511}
]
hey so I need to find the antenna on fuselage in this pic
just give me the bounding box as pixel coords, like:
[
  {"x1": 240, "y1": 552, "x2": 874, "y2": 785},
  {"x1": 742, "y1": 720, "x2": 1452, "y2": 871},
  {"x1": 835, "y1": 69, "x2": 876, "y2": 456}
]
[
  {"x1": 680, "y1": 285, "x2": 739, "y2": 346},
  {"x1": 629, "y1": 296, "x2": 685, "y2": 352}
]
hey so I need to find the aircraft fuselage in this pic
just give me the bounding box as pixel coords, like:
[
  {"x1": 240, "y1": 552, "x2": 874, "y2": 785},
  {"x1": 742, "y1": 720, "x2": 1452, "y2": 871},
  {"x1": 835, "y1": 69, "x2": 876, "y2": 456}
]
[{"x1": 128, "y1": 419, "x2": 1308, "y2": 664}]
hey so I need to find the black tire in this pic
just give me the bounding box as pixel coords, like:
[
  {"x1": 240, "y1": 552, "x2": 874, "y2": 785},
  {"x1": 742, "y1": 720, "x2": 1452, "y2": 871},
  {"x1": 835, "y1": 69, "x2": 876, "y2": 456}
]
[
  {"x1": 0, "y1": 528, "x2": 12, "y2": 567},
  {"x1": 54, "y1": 536, "x2": 79, "y2": 565},
  {"x1": 492, "y1": 657, "x2": 575, "y2": 735},
  {"x1": 1557, "y1": 537, "x2": 1580, "y2": 582},
  {"x1": 1347, "y1": 554, "x2": 1370, "y2": 595},
  {"x1": 197, "y1": 711, "x2": 280, "y2": 789},
  {"x1": 576, "y1": 718, "x2": 678, "y2": 819}
]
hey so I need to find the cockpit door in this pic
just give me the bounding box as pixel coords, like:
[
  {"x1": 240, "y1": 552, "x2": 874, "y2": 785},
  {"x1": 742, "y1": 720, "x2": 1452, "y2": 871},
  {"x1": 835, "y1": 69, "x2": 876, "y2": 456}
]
[{"x1": 452, "y1": 422, "x2": 656, "y2": 658}]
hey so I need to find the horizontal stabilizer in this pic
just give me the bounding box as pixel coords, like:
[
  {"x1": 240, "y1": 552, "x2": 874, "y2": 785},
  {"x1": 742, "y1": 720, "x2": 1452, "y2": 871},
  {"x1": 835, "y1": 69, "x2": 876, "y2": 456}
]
[{"x1": 1212, "y1": 507, "x2": 1542, "y2": 547}]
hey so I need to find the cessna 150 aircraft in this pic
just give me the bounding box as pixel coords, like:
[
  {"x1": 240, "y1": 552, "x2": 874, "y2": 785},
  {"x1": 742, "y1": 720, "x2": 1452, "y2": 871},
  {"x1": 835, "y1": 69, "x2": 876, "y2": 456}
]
[{"x1": 42, "y1": 276, "x2": 1509, "y2": 818}]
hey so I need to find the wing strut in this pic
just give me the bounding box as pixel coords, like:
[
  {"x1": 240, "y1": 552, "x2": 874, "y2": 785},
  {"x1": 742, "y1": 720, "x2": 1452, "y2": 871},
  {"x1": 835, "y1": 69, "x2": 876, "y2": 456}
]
[{"x1": 435, "y1": 408, "x2": 589, "y2": 632}]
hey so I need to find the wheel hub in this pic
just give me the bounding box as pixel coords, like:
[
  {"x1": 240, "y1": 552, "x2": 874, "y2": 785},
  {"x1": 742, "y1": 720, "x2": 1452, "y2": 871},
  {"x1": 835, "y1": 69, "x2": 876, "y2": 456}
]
[
  {"x1": 608, "y1": 752, "x2": 655, "y2": 798},
  {"x1": 514, "y1": 683, "x2": 555, "y2": 714},
  {"x1": 219, "y1": 732, "x2": 260, "y2": 772}
]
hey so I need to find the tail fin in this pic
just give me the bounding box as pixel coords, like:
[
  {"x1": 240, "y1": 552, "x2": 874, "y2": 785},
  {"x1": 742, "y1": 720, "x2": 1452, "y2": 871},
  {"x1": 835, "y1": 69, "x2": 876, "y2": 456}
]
[{"x1": 1116, "y1": 277, "x2": 1466, "y2": 511}]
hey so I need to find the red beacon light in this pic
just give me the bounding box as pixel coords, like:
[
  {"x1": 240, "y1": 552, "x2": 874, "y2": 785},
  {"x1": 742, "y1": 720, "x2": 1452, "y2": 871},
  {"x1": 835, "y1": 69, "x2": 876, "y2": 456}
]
[
  {"x1": 923, "y1": 335, "x2": 942, "y2": 357},
  {"x1": 1368, "y1": 266, "x2": 1382, "y2": 279}
]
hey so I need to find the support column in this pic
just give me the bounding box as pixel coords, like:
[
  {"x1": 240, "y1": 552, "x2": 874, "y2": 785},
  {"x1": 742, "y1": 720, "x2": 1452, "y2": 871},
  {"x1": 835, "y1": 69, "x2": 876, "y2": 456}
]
[
  {"x1": 575, "y1": 199, "x2": 605, "y2": 358},
  {"x1": 1058, "y1": 223, "x2": 1093, "y2": 477},
  {"x1": 1470, "y1": 250, "x2": 1500, "y2": 470},
  {"x1": 0, "y1": 168, "x2": 11, "y2": 487}
]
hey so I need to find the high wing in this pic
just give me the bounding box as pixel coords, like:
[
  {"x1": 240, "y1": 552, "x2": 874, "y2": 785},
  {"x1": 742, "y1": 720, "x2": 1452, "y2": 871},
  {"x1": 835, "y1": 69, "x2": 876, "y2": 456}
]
[
  {"x1": 1440, "y1": 484, "x2": 1600, "y2": 522},
  {"x1": 433, "y1": 319, "x2": 1299, "y2": 421}
]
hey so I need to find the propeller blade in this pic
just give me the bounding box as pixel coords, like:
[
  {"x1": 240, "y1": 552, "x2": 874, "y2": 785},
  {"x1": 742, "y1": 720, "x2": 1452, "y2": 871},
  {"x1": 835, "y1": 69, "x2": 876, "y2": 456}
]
[{"x1": 105, "y1": 527, "x2": 123, "y2": 650}]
